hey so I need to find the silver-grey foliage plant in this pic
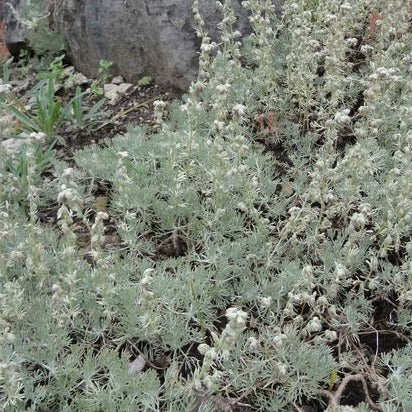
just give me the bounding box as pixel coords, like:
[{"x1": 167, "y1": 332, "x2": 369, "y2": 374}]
[{"x1": 0, "y1": 0, "x2": 411, "y2": 410}]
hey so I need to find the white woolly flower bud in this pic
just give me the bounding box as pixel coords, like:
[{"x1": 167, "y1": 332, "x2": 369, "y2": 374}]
[
  {"x1": 29, "y1": 131, "x2": 46, "y2": 141},
  {"x1": 350, "y1": 212, "x2": 367, "y2": 229},
  {"x1": 246, "y1": 337, "x2": 260, "y2": 351},
  {"x1": 328, "y1": 305, "x2": 338, "y2": 317},
  {"x1": 198, "y1": 343, "x2": 210, "y2": 355},
  {"x1": 225, "y1": 307, "x2": 248, "y2": 327},
  {"x1": 335, "y1": 263, "x2": 347, "y2": 281},
  {"x1": 213, "y1": 120, "x2": 226, "y2": 132},
  {"x1": 96, "y1": 211, "x2": 109, "y2": 221},
  {"x1": 142, "y1": 289, "x2": 154, "y2": 300},
  {"x1": 294, "y1": 315, "x2": 304, "y2": 324},
  {"x1": 325, "y1": 14, "x2": 337, "y2": 24},
  {"x1": 334, "y1": 109, "x2": 351, "y2": 126},
  {"x1": 237, "y1": 202, "x2": 248, "y2": 212},
  {"x1": 215, "y1": 83, "x2": 231, "y2": 94},
  {"x1": 57, "y1": 188, "x2": 75, "y2": 204},
  {"x1": 276, "y1": 362, "x2": 287, "y2": 376},
  {"x1": 233, "y1": 104, "x2": 247, "y2": 117},
  {"x1": 305, "y1": 316, "x2": 322, "y2": 333},
  {"x1": 61, "y1": 168, "x2": 74, "y2": 179},
  {"x1": 324, "y1": 330, "x2": 337, "y2": 341},
  {"x1": 141, "y1": 268, "x2": 155, "y2": 287},
  {"x1": 360, "y1": 44, "x2": 374, "y2": 54},
  {"x1": 153, "y1": 100, "x2": 166, "y2": 110},
  {"x1": 359, "y1": 203, "x2": 372, "y2": 215},
  {"x1": 259, "y1": 296, "x2": 272, "y2": 309},
  {"x1": 117, "y1": 151, "x2": 129, "y2": 159},
  {"x1": 140, "y1": 275, "x2": 152, "y2": 287},
  {"x1": 340, "y1": 2, "x2": 352, "y2": 11},
  {"x1": 143, "y1": 268, "x2": 155, "y2": 277},
  {"x1": 302, "y1": 265, "x2": 313, "y2": 277},
  {"x1": 317, "y1": 296, "x2": 328, "y2": 306},
  {"x1": 273, "y1": 333, "x2": 287, "y2": 347},
  {"x1": 346, "y1": 38, "x2": 358, "y2": 47},
  {"x1": 153, "y1": 100, "x2": 167, "y2": 123}
]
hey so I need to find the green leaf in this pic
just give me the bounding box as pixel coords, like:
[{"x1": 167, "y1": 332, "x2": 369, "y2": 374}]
[{"x1": 138, "y1": 76, "x2": 152, "y2": 87}]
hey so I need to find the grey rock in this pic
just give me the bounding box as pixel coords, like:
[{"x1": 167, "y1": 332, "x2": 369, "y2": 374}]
[
  {"x1": 117, "y1": 83, "x2": 134, "y2": 95},
  {"x1": 103, "y1": 83, "x2": 119, "y2": 105},
  {"x1": 3, "y1": 0, "x2": 28, "y2": 55},
  {"x1": 63, "y1": 66, "x2": 75, "y2": 76},
  {"x1": 104, "y1": 82, "x2": 134, "y2": 105},
  {"x1": 51, "y1": 0, "x2": 283, "y2": 90},
  {"x1": 64, "y1": 72, "x2": 89, "y2": 89},
  {"x1": 111, "y1": 75, "x2": 124, "y2": 85},
  {"x1": 128, "y1": 355, "x2": 146, "y2": 374}
]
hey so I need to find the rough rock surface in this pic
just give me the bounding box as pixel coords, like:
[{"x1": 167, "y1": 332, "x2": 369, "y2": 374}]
[
  {"x1": 51, "y1": 0, "x2": 282, "y2": 90},
  {"x1": 3, "y1": 0, "x2": 28, "y2": 55}
]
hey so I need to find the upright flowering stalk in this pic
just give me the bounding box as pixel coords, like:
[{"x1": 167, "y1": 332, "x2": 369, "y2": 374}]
[
  {"x1": 192, "y1": 0, "x2": 218, "y2": 83},
  {"x1": 26, "y1": 132, "x2": 45, "y2": 224},
  {"x1": 215, "y1": 0, "x2": 242, "y2": 67},
  {"x1": 242, "y1": 0, "x2": 279, "y2": 96},
  {"x1": 182, "y1": 0, "x2": 218, "y2": 128},
  {"x1": 57, "y1": 168, "x2": 82, "y2": 253},
  {"x1": 153, "y1": 100, "x2": 167, "y2": 125},
  {"x1": 114, "y1": 150, "x2": 132, "y2": 211},
  {"x1": 194, "y1": 307, "x2": 248, "y2": 391},
  {"x1": 137, "y1": 268, "x2": 161, "y2": 337},
  {"x1": 89, "y1": 211, "x2": 109, "y2": 265}
]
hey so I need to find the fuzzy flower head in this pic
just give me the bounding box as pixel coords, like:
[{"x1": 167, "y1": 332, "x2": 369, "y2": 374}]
[
  {"x1": 153, "y1": 100, "x2": 167, "y2": 123},
  {"x1": 226, "y1": 307, "x2": 248, "y2": 329},
  {"x1": 215, "y1": 83, "x2": 231, "y2": 95}
]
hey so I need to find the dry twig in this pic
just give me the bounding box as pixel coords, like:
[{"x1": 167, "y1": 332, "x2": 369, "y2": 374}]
[{"x1": 322, "y1": 374, "x2": 382, "y2": 411}]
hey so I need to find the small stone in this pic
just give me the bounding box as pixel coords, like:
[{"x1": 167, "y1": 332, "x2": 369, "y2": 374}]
[
  {"x1": 74, "y1": 72, "x2": 89, "y2": 84},
  {"x1": 103, "y1": 82, "x2": 134, "y2": 105},
  {"x1": 111, "y1": 75, "x2": 124, "y2": 85},
  {"x1": 104, "y1": 83, "x2": 121, "y2": 105},
  {"x1": 63, "y1": 66, "x2": 75, "y2": 77},
  {"x1": 64, "y1": 72, "x2": 89, "y2": 89},
  {"x1": 128, "y1": 355, "x2": 146, "y2": 374},
  {"x1": 117, "y1": 83, "x2": 134, "y2": 95}
]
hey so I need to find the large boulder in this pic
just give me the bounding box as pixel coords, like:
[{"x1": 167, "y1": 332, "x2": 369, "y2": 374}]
[{"x1": 51, "y1": 0, "x2": 282, "y2": 90}]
